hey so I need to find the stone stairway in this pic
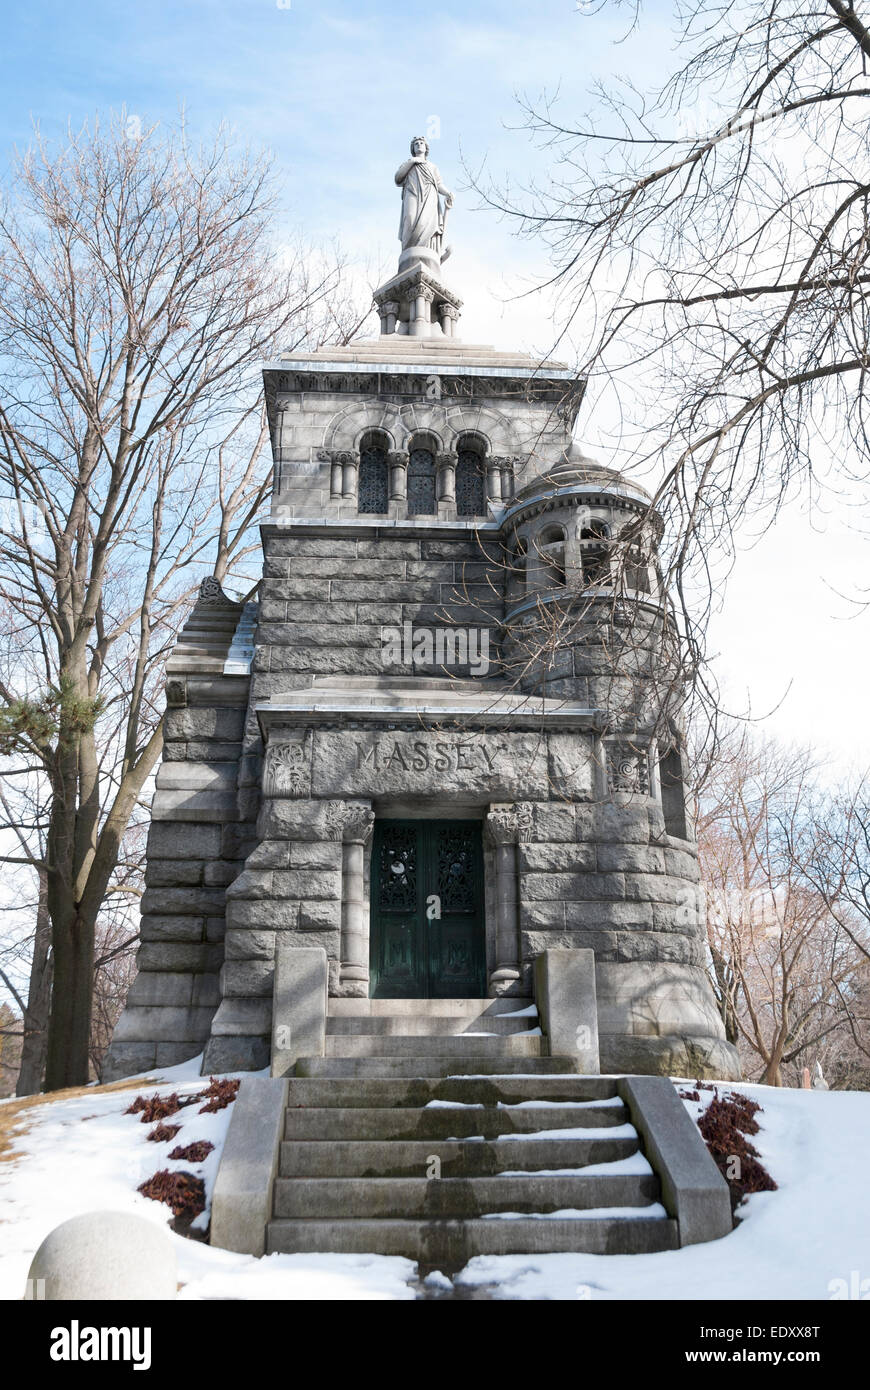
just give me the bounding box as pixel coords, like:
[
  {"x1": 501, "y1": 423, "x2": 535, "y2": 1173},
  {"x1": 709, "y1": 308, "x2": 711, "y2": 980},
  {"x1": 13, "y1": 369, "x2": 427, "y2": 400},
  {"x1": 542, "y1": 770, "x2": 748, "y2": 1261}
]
[{"x1": 265, "y1": 999, "x2": 679, "y2": 1267}]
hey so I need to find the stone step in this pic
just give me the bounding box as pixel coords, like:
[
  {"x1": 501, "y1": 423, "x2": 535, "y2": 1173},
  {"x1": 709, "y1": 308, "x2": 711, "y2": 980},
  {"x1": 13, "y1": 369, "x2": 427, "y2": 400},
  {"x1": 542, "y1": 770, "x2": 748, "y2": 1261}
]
[
  {"x1": 326, "y1": 1014, "x2": 537, "y2": 1036},
  {"x1": 278, "y1": 1134, "x2": 639, "y2": 1178},
  {"x1": 284, "y1": 1075, "x2": 620, "y2": 1107},
  {"x1": 294, "y1": 1056, "x2": 580, "y2": 1078},
  {"x1": 273, "y1": 1173, "x2": 660, "y2": 1220},
  {"x1": 322, "y1": 1034, "x2": 544, "y2": 1058},
  {"x1": 282, "y1": 1103, "x2": 629, "y2": 1141},
  {"x1": 328, "y1": 998, "x2": 534, "y2": 1018},
  {"x1": 266, "y1": 1214, "x2": 680, "y2": 1261}
]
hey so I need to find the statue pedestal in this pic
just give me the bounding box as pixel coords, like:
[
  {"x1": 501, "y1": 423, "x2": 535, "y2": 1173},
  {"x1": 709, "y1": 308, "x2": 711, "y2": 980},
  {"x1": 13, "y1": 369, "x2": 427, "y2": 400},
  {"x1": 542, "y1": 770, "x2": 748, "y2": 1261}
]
[
  {"x1": 373, "y1": 264, "x2": 462, "y2": 340},
  {"x1": 398, "y1": 245, "x2": 441, "y2": 277}
]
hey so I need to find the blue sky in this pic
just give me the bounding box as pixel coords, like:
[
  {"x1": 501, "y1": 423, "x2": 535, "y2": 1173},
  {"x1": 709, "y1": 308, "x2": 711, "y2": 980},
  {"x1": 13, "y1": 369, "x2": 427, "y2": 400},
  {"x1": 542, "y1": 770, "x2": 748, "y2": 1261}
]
[
  {"x1": 2, "y1": 0, "x2": 867, "y2": 768},
  {"x1": 0, "y1": 0, "x2": 675, "y2": 340}
]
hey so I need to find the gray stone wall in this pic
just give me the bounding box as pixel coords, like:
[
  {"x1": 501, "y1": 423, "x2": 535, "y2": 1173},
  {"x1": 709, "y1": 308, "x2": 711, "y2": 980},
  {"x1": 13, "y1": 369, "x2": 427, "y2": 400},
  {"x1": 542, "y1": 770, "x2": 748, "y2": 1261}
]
[
  {"x1": 103, "y1": 640, "x2": 253, "y2": 1080},
  {"x1": 104, "y1": 345, "x2": 740, "y2": 1083},
  {"x1": 255, "y1": 530, "x2": 505, "y2": 686},
  {"x1": 203, "y1": 801, "x2": 345, "y2": 1072}
]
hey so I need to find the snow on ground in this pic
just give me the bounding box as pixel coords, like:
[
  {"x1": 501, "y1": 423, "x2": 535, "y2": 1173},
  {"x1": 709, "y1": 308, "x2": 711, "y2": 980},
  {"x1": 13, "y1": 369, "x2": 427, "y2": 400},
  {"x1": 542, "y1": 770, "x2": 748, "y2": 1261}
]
[
  {"x1": 1, "y1": 1062, "x2": 868, "y2": 1300},
  {"x1": 0, "y1": 1056, "x2": 414, "y2": 1302},
  {"x1": 455, "y1": 1082, "x2": 870, "y2": 1300}
]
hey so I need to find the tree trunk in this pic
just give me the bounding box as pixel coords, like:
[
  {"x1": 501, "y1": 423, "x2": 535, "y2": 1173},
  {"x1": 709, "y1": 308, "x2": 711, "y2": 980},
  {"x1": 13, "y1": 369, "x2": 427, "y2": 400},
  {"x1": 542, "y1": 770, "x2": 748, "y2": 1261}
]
[
  {"x1": 15, "y1": 868, "x2": 53, "y2": 1096},
  {"x1": 43, "y1": 907, "x2": 95, "y2": 1091}
]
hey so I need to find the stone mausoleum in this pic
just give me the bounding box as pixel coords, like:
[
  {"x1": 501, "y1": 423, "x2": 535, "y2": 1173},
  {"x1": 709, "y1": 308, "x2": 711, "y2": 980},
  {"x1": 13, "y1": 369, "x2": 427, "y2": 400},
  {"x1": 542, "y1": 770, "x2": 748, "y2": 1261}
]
[{"x1": 105, "y1": 138, "x2": 739, "y2": 1086}]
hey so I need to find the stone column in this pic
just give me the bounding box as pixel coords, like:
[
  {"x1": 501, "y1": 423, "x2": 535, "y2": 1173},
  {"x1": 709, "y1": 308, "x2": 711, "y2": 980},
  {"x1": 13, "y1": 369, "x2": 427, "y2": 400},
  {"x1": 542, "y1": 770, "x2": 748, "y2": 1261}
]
[
  {"x1": 486, "y1": 457, "x2": 504, "y2": 504},
  {"x1": 338, "y1": 450, "x2": 358, "y2": 501},
  {"x1": 484, "y1": 803, "x2": 528, "y2": 990},
  {"x1": 439, "y1": 303, "x2": 459, "y2": 338},
  {"x1": 411, "y1": 283, "x2": 436, "y2": 339},
  {"x1": 437, "y1": 451, "x2": 457, "y2": 504},
  {"x1": 318, "y1": 449, "x2": 343, "y2": 499},
  {"x1": 388, "y1": 450, "x2": 409, "y2": 501},
  {"x1": 380, "y1": 299, "x2": 399, "y2": 335},
  {"x1": 499, "y1": 456, "x2": 515, "y2": 500},
  {"x1": 327, "y1": 801, "x2": 375, "y2": 994}
]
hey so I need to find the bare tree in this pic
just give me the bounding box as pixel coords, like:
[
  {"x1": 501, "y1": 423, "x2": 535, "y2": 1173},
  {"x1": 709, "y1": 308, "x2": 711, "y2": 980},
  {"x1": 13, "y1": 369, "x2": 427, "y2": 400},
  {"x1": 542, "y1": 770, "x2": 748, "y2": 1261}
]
[
  {"x1": 787, "y1": 780, "x2": 870, "y2": 960},
  {"x1": 695, "y1": 726, "x2": 870, "y2": 1084},
  {"x1": 0, "y1": 1000, "x2": 22, "y2": 1098},
  {"x1": 0, "y1": 112, "x2": 368, "y2": 1090},
  {"x1": 476, "y1": 0, "x2": 870, "y2": 689}
]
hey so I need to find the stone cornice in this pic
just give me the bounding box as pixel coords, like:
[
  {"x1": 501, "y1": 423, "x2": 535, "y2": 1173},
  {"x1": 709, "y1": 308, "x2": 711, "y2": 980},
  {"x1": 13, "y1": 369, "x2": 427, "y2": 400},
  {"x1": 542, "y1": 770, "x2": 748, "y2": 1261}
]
[
  {"x1": 372, "y1": 265, "x2": 463, "y2": 311},
  {"x1": 256, "y1": 685, "x2": 607, "y2": 737},
  {"x1": 501, "y1": 484, "x2": 664, "y2": 537}
]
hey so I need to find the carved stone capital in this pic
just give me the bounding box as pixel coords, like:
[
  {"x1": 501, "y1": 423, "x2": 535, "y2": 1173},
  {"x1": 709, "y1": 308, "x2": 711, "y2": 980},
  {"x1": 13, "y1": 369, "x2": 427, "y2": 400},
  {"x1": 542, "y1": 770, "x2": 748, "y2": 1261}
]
[
  {"x1": 325, "y1": 800, "x2": 375, "y2": 844},
  {"x1": 485, "y1": 803, "x2": 521, "y2": 847},
  {"x1": 387, "y1": 450, "x2": 409, "y2": 469},
  {"x1": 318, "y1": 448, "x2": 358, "y2": 465},
  {"x1": 381, "y1": 300, "x2": 400, "y2": 315},
  {"x1": 264, "y1": 736, "x2": 312, "y2": 798},
  {"x1": 515, "y1": 802, "x2": 534, "y2": 842},
  {"x1": 436, "y1": 451, "x2": 458, "y2": 468},
  {"x1": 439, "y1": 303, "x2": 459, "y2": 321},
  {"x1": 415, "y1": 283, "x2": 437, "y2": 303}
]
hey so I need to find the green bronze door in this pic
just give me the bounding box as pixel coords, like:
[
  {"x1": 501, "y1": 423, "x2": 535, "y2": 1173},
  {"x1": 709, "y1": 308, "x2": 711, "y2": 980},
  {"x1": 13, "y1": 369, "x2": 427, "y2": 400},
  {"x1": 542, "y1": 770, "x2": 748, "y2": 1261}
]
[{"x1": 370, "y1": 820, "x2": 486, "y2": 998}]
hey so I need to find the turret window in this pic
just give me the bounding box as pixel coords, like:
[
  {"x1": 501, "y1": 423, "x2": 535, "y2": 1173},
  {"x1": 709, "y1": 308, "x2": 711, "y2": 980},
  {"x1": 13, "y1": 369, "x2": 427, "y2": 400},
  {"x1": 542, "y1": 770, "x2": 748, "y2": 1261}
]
[
  {"x1": 538, "y1": 524, "x2": 567, "y2": 588},
  {"x1": 580, "y1": 520, "x2": 611, "y2": 586}
]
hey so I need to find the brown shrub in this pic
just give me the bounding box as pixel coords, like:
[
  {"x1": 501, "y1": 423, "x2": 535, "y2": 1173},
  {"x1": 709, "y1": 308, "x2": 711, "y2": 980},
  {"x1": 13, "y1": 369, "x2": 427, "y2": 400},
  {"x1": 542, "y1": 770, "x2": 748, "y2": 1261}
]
[
  {"x1": 696, "y1": 1089, "x2": 777, "y2": 1214},
  {"x1": 197, "y1": 1077, "x2": 240, "y2": 1113},
  {"x1": 168, "y1": 1140, "x2": 214, "y2": 1163},
  {"x1": 138, "y1": 1169, "x2": 205, "y2": 1219},
  {"x1": 146, "y1": 1123, "x2": 182, "y2": 1143},
  {"x1": 125, "y1": 1091, "x2": 197, "y2": 1123}
]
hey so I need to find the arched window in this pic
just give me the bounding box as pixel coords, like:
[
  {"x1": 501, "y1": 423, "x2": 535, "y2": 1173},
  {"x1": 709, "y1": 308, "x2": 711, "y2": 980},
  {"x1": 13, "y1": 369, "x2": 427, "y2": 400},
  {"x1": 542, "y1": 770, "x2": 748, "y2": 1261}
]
[
  {"x1": 538, "y1": 524, "x2": 566, "y2": 587},
  {"x1": 580, "y1": 520, "x2": 611, "y2": 586},
  {"x1": 408, "y1": 439, "x2": 437, "y2": 515},
  {"x1": 456, "y1": 440, "x2": 487, "y2": 516},
  {"x1": 358, "y1": 431, "x2": 389, "y2": 514}
]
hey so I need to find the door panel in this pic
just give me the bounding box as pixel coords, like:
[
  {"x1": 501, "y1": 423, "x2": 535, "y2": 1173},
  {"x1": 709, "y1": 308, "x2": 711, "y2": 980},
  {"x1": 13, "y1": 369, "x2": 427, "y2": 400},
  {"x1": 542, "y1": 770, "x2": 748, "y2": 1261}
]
[{"x1": 370, "y1": 820, "x2": 485, "y2": 998}]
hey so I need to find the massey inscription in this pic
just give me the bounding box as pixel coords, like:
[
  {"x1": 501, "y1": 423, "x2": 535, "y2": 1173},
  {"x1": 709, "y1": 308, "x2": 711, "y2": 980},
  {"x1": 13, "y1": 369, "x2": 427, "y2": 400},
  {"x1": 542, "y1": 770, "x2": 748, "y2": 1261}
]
[
  {"x1": 357, "y1": 739, "x2": 500, "y2": 774},
  {"x1": 307, "y1": 729, "x2": 592, "y2": 801}
]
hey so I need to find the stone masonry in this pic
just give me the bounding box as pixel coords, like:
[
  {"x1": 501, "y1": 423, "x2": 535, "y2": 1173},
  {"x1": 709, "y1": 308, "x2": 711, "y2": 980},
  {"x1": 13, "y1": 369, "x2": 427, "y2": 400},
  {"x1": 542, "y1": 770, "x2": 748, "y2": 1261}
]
[{"x1": 105, "y1": 150, "x2": 740, "y2": 1084}]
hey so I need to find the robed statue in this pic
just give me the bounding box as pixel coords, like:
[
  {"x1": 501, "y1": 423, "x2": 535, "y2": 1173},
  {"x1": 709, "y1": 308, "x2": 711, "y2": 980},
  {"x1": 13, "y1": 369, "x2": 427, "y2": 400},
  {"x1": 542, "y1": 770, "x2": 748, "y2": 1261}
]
[{"x1": 395, "y1": 136, "x2": 454, "y2": 264}]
